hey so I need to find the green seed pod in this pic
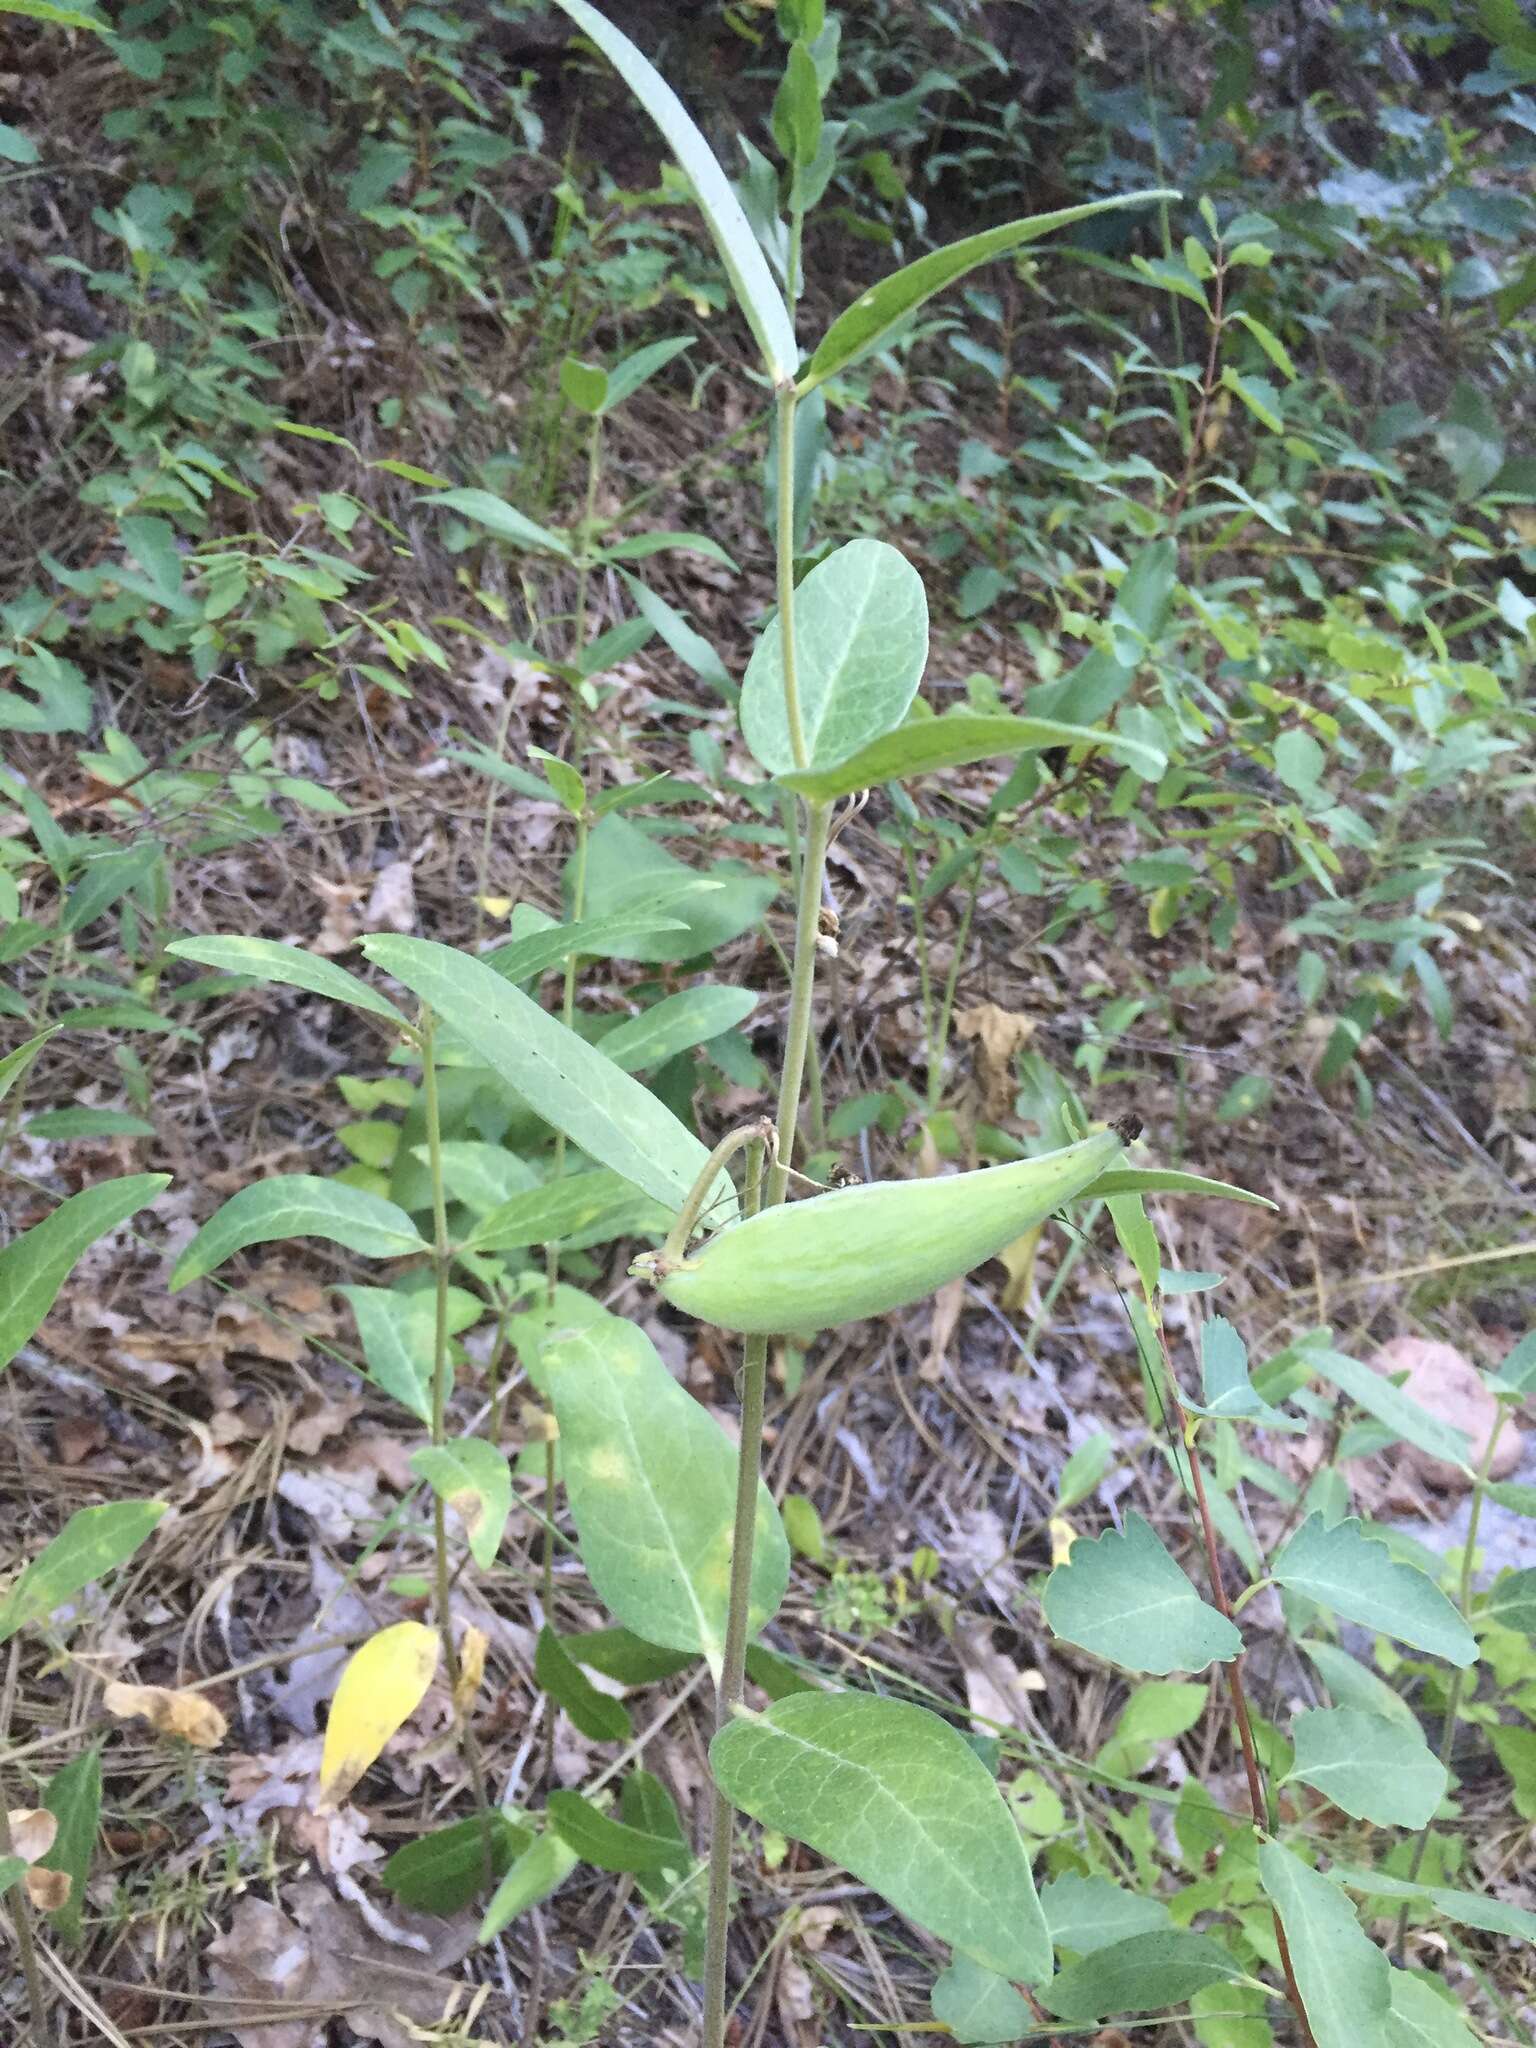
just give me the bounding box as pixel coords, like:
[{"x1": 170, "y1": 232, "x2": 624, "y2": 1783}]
[{"x1": 646, "y1": 1123, "x2": 1133, "y2": 1336}]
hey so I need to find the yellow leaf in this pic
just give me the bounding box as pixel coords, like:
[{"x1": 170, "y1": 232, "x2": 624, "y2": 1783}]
[
  {"x1": 996, "y1": 1224, "x2": 1042, "y2": 1314},
  {"x1": 453, "y1": 1624, "x2": 488, "y2": 1720},
  {"x1": 476, "y1": 896, "x2": 512, "y2": 919},
  {"x1": 317, "y1": 1620, "x2": 439, "y2": 1810},
  {"x1": 1049, "y1": 1516, "x2": 1076, "y2": 1567},
  {"x1": 103, "y1": 1681, "x2": 228, "y2": 1750}
]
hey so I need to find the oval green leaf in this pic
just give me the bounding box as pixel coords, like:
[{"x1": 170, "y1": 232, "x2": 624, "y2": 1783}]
[
  {"x1": 547, "y1": 1789, "x2": 683, "y2": 1874},
  {"x1": 543, "y1": 1311, "x2": 789, "y2": 1677},
  {"x1": 1041, "y1": 1930, "x2": 1245, "y2": 2021},
  {"x1": 1284, "y1": 1706, "x2": 1447, "y2": 1829},
  {"x1": 410, "y1": 1438, "x2": 512, "y2": 1569},
  {"x1": 931, "y1": 1958, "x2": 1033, "y2": 2045},
  {"x1": 534, "y1": 1625, "x2": 633, "y2": 1744},
  {"x1": 711, "y1": 1690, "x2": 1050, "y2": 1983},
  {"x1": 170, "y1": 1176, "x2": 426, "y2": 1291},
  {"x1": 0, "y1": 1501, "x2": 167, "y2": 1645},
  {"x1": 741, "y1": 538, "x2": 928, "y2": 777},
  {"x1": 1271, "y1": 1515, "x2": 1477, "y2": 1667},
  {"x1": 419, "y1": 486, "x2": 572, "y2": 558},
  {"x1": 1258, "y1": 1842, "x2": 1389, "y2": 2048},
  {"x1": 1042, "y1": 1511, "x2": 1242, "y2": 1674}
]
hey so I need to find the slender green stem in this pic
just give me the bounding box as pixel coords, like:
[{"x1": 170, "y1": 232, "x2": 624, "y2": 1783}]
[
  {"x1": 0, "y1": 1789, "x2": 52, "y2": 2046},
  {"x1": 786, "y1": 211, "x2": 804, "y2": 308},
  {"x1": 1393, "y1": 1407, "x2": 1509, "y2": 1956},
  {"x1": 418, "y1": 1014, "x2": 493, "y2": 1849},
  {"x1": 702, "y1": 378, "x2": 823, "y2": 2048},
  {"x1": 903, "y1": 840, "x2": 936, "y2": 1089},
  {"x1": 546, "y1": 812, "x2": 589, "y2": 1304}
]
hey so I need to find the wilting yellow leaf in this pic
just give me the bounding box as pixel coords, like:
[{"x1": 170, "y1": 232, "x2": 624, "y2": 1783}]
[
  {"x1": 104, "y1": 1681, "x2": 228, "y2": 1750},
  {"x1": 996, "y1": 1224, "x2": 1042, "y2": 1314},
  {"x1": 476, "y1": 896, "x2": 512, "y2": 919},
  {"x1": 25, "y1": 1868, "x2": 70, "y2": 1911},
  {"x1": 1049, "y1": 1516, "x2": 1076, "y2": 1567},
  {"x1": 453, "y1": 1625, "x2": 488, "y2": 1720},
  {"x1": 317, "y1": 1620, "x2": 439, "y2": 1810},
  {"x1": 6, "y1": 1809, "x2": 57, "y2": 1863}
]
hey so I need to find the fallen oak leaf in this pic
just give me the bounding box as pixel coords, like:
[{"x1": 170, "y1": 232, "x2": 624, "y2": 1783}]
[{"x1": 104, "y1": 1681, "x2": 228, "y2": 1750}]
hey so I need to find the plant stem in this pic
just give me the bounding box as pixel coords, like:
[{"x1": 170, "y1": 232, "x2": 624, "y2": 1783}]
[
  {"x1": 418, "y1": 1013, "x2": 493, "y2": 1852},
  {"x1": 0, "y1": 1789, "x2": 52, "y2": 2047},
  {"x1": 1393, "y1": 1406, "x2": 1509, "y2": 1957},
  {"x1": 930, "y1": 831, "x2": 991, "y2": 1110},
  {"x1": 1150, "y1": 1319, "x2": 1316, "y2": 2048},
  {"x1": 702, "y1": 377, "x2": 824, "y2": 2048}
]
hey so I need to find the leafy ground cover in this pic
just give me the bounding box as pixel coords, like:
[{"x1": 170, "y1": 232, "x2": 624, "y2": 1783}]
[{"x1": 1, "y1": 1, "x2": 1535, "y2": 2043}]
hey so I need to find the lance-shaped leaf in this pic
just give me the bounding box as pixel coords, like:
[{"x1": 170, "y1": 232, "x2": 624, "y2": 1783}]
[
  {"x1": 548, "y1": 0, "x2": 796, "y2": 381},
  {"x1": 534, "y1": 1626, "x2": 632, "y2": 1744},
  {"x1": 0, "y1": 1028, "x2": 52, "y2": 1109},
  {"x1": 418, "y1": 487, "x2": 572, "y2": 557},
  {"x1": 39, "y1": 1747, "x2": 101, "y2": 1944},
  {"x1": 1185, "y1": 1316, "x2": 1302, "y2": 1430},
  {"x1": 0, "y1": 1501, "x2": 167, "y2": 1645},
  {"x1": 799, "y1": 191, "x2": 1177, "y2": 392},
  {"x1": 382, "y1": 1812, "x2": 529, "y2": 1914},
  {"x1": 1, "y1": 1174, "x2": 169, "y2": 1370},
  {"x1": 479, "y1": 1831, "x2": 578, "y2": 1941},
  {"x1": 1042, "y1": 1511, "x2": 1242, "y2": 1674},
  {"x1": 542, "y1": 1314, "x2": 788, "y2": 1677},
  {"x1": 1271, "y1": 1515, "x2": 1477, "y2": 1666},
  {"x1": 166, "y1": 936, "x2": 410, "y2": 1028},
  {"x1": 170, "y1": 1177, "x2": 426, "y2": 1290},
  {"x1": 1075, "y1": 1166, "x2": 1275, "y2": 1208},
  {"x1": 741, "y1": 538, "x2": 928, "y2": 777},
  {"x1": 1258, "y1": 1843, "x2": 1389, "y2": 2048},
  {"x1": 362, "y1": 936, "x2": 734, "y2": 1224},
  {"x1": 1301, "y1": 1346, "x2": 1473, "y2": 1472},
  {"x1": 547, "y1": 1789, "x2": 682, "y2": 1873},
  {"x1": 711, "y1": 1691, "x2": 1051, "y2": 1983},
  {"x1": 777, "y1": 709, "x2": 1164, "y2": 801}
]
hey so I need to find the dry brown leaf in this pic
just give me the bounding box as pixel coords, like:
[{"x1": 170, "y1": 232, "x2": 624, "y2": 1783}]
[
  {"x1": 24, "y1": 1867, "x2": 71, "y2": 1911},
  {"x1": 366, "y1": 859, "x2": 417, "y2": 934},
  {"x1": 956, "y1": 1613, "x2": 1047, "y2": 1736},
  {"x1": 955, "y1": 1001, "x2": 1036, "y2": 1119},
  {"x1": 1370, "y1": 1335, "x2": 1523, "y2": 1490},
  {"x1": 920, "y1": 1275, "x2": 966, "y2": 1383},
  {"x1": 7, "y1": 1808, "x2": 57, "y2": 1863},
  {"x1": 104, "y1": 1681, "x2": 228, "y2": 1750},
  {"x1": 996, "y1": 1223, "x2": 1042, "y2": 1314}
]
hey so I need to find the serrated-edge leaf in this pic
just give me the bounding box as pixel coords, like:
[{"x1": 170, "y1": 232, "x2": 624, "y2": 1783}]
[
  {"x1": 1271, "y1": 1515, "x2": 1477, "y2": 1667},
  {"x1": 1042, "y1": 1511, "x2": 1243, "y2": 1674},
  {"x1": 1284, "y1": 1706, "x2": 1448, "y2": 1828}
]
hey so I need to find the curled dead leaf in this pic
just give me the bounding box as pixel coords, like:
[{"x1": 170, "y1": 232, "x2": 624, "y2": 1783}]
[
  {"x1": 25, "y1": 1867, "x2": 71, "y2": 1911},
  {"x1": 452, "y1": 1625, "x2": 488, "y2": 1720},
  {"x1": 104, "y1": 1681, "x2": 229, "y2": 1750},
  {"x1": 6, "y1": 1808, "x2": 58, "y2": 1863}
]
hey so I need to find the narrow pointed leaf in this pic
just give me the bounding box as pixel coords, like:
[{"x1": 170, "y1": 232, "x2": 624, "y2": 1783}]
[
  {"x1": 1075, "y1": 1166, "x2": 1275, "y2": 1208},
  {"x1": 534, "y1": 1626, "x2": 633, "y2": 1744},
  {"x1": 1042, "y1": 1511, "x2": 1242, "y2": 1673},
  {"x1": 363, "y1": 936, "x2": 734, "y2": 1223},
  {"x1": 171, "y1": 1177, "x2": 426, "y2": 1290},
  {"x1": 166, "y1": 937, "x2": 409, "y2": 1028},
  {"x1": 1271, "y1": 1516, "x2": 1477, "y2": 1666},
  {"x1": 382, "y1": 1812, "x2": 529, "y2": 1914},
  {"x1": 0, "y1": 1028, "x2": 53, "y2": 1108},
  {"x1": 39, "y1": 1748, "x2": 101, "y2": 1943},
  {"x1": 711, "y1": 1691, "x2": 1050, "y2": 1983},
  {"x1": 546, "y1": 1789, "x2": 682, "y2": 1873},
  {"x1": 0, "y1": 1501, "x2": 167, "y2": 1645},
  {"x1": 549, "y1": 0, "x2": 796, "y2": 380},
  {"x1": 1301, "y1": 1347, "x2": 1473, "y2": 1472},
  {"x1": 0, "y1": 1174, "x2": 169, "y2": 1369},
  {"x1": 478, "y1": 1831, "x2": 578, "y2": 1941},
  {"x1": 542, "y1": 1312, "x2": 788, "y2": 1676},
  {"x1": 800, "y1": 191, "x2": 1177, "y2": 391},
  {"x1": 420, "y1": 487, "x2": 571, "y2": 557},
  {"x1": 778, "y1": 710, "x2": 1163, "y2": 800}
]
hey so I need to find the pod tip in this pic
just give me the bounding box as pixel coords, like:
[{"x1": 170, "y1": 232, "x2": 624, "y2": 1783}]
[{"x1": 1113, "y1": 1113, "x2": 1144, "y2": 1145}]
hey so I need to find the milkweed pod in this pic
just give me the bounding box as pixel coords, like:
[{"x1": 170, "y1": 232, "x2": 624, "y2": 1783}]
[{"x1": 649, "y1": 1121, "x2": 1135, "y2": 1336}]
